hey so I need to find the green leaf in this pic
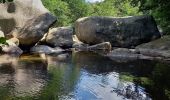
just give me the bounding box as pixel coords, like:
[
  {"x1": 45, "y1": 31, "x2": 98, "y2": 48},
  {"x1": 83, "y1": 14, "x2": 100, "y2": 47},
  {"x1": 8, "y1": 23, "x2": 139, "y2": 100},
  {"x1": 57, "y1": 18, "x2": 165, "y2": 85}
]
[{"x1": 0, "y1": 37, "x2": 7, "y2": 44}]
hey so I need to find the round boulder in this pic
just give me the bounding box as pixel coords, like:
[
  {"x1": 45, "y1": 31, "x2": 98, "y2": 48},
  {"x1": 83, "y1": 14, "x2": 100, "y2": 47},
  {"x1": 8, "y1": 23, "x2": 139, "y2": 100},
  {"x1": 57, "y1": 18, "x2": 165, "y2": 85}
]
[
  {"x1": 75, "y1": 16, "x2": 161, "y2": 48},
  {"x1": 41, "y1": 27, "x2": 73, "y2": 48}
]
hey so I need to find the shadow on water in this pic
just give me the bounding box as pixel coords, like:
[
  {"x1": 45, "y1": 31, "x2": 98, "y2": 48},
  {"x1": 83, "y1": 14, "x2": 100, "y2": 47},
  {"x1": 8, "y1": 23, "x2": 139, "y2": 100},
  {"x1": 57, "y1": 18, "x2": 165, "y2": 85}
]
[{"x1": 0, "y1": 51, "x2": 169, "y2": 100}]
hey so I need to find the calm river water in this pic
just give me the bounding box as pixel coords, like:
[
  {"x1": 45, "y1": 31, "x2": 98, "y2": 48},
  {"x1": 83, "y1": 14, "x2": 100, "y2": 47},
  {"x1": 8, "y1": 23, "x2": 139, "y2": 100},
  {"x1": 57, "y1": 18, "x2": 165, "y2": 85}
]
[{"x1": 0, "y1": 51, "x2": 169, "y2": 100}]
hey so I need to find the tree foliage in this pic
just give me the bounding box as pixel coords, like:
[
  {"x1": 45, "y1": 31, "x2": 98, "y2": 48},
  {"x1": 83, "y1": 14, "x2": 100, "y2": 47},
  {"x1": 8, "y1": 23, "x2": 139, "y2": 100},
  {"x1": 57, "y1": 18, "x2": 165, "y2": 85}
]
[
  {"x1": 130, "y1": 0, "x2": 170, "y2": 34},
  {"x1": 89, "y1": 0, "x2": 141, "y2": 16},
  {"x1": 0, "y1": 0, "x2": 13, "y2": 3},
  {"x1": 1, "y1": 0, "x2": 169, "y2": 34},
  {"x1": 42, "y1": 0, "x2": 72, "y2": 26},
  {"x1": 42, "y1": 0, "x2": 141, "y2": 26}
]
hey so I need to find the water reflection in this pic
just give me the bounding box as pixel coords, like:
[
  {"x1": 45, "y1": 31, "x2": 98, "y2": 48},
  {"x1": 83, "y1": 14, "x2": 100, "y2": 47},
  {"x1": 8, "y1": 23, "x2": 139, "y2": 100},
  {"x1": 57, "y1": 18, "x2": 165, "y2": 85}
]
[{"x1": 0, "y1": 52, "x2": 169, "y2": 100}]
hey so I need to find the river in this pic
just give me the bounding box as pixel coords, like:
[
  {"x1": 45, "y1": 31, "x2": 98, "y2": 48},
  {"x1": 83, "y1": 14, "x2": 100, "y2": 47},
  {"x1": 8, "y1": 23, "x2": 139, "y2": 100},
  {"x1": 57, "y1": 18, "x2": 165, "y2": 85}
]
[{"x1": 0, "y1": 51, "x2": 169, "y2": 100}]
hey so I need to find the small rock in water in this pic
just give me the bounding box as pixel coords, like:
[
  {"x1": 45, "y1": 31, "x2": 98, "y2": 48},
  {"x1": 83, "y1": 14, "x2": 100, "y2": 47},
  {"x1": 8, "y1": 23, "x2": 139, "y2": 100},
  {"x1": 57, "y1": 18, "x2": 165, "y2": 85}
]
[{"x1": 30, "y1": 45, "x2": 64, "y2": 54}]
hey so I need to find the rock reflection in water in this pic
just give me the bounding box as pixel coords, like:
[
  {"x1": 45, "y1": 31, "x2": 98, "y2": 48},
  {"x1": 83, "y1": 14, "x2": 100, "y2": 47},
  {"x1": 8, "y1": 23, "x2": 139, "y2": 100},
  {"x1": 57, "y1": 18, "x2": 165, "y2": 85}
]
[
  {"x1": 0, "y1": 52, "x2": 169, "y2": 100},
  {"x1": 0, "y1": 54, "x2": 48, "y2": 98}
]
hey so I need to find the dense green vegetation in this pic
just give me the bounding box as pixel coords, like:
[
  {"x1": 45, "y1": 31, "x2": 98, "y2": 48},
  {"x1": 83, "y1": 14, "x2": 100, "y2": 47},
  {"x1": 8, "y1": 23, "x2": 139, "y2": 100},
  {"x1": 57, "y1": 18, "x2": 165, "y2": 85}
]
[
  {"x1": 0, "y1": 0, "x2": 13, "y2": 3},
  {"x1": 130, "y1": 0, "x2": 170, "y2": 34},
  {"x1": 1, "y1": 0, "x2": 169, "y2": 34},
  {"x1": 42, "y1": 0, "x2": 141, "y2": 27},
  {"x1": 42, "y1": 0, "x2": 170, "y2": 34}
]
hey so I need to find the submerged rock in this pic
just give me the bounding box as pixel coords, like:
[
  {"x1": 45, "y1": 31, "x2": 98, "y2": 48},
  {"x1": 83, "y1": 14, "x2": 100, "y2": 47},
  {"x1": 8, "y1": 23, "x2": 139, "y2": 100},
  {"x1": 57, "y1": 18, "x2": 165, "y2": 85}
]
[
  {"x1": 0, "y1": 0, "x2": 56, "y2": 46},
  {"x1": 30, "y1": 45, "x2": 64, "y2": 54},
  {"x1": 75, "y1": 16, "x2": 161, "y2": 48},
  {"x1": 1, "y1": 45, "x2": 23, "y2": 55},
  {"x1": 107, "y1": 48, "x2": 155, "y2": 62},
  {"x1": 40, "y1": 27, "x2": 73, "y2": 48},
  {"x1": 136, "y1": 35, "x2": 170, "y2": 59}
]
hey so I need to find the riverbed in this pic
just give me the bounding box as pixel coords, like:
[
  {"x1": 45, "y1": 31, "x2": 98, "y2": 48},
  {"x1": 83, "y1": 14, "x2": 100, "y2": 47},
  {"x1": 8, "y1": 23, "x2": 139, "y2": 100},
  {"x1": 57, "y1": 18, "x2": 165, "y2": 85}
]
[{"x1": 0, "y1": 51, "x2": 169, "y2": 100}]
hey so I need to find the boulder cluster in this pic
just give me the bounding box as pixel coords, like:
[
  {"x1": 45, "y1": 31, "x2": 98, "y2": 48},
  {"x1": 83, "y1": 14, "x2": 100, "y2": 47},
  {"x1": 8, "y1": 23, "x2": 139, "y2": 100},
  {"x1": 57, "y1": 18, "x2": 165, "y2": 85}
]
[{"x1": 0, "y1": 0, "x2": 169, "y2": 61}]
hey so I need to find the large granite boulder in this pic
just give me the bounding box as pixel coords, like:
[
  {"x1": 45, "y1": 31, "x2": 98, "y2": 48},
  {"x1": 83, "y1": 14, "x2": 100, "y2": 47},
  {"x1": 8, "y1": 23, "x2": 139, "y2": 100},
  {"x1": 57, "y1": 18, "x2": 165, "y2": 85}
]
[
  {"x1": 136, "y1": 35, "x2": 170, "y2": 59},
  {"x1": 75, "y1": 15, "x2": 161, "y2": 48},
  {"x1": 40, "y1": 27, "x2": 73, "y2": 48},
  {"x1": 0, "y1": 0, "x2": 56, "y2": 46}
]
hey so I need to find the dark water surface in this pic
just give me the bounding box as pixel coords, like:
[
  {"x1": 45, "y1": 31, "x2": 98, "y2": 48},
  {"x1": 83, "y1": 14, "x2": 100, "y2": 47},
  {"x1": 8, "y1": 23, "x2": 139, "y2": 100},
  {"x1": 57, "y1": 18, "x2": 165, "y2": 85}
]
[{"x1": 0, "y1": 51, "x2": 170, "y2": 100}]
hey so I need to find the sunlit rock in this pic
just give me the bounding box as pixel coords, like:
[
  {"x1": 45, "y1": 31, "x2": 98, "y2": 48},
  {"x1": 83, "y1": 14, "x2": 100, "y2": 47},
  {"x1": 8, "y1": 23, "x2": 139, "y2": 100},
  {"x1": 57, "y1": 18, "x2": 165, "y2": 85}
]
[
  {"x1": 0, "y1": 29, "x2": 4, "y2": 37},
  {"x1": 75, "y1": 16, "x2": 161, "y2": 48},
  {"x1": 6, "y1": 37, "x2": 19, "y2": 46},
  {"x1": 39, "y1": 27, "x2": 73, "y2": 48},
  {"x1": 0, "y1": 0, "x2": 56, "y2": 46}
]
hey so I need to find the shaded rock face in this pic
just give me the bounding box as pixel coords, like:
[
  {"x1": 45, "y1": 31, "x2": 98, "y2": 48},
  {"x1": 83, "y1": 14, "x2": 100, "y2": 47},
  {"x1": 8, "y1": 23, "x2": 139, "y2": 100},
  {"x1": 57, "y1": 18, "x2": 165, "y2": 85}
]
[
  {"x1": 0, "y1": 0, "x2": 56, "y2": 46},
  {"x1": 75, "y1": 16, "x2": 161, "y2": 48},
  {"x1": 40, "y1": 27, "x2": 73, "y2": 48},
  {"x1": 136, "y1": 35, "x2": 170, "y2": 59}
]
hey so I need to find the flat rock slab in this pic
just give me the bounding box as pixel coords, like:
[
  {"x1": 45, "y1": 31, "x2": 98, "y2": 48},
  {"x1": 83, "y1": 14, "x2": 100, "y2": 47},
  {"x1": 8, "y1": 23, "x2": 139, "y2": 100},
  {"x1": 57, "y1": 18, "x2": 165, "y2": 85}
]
[{"x1": 136, "y1": 35, "x2": 170, "y2": 59}]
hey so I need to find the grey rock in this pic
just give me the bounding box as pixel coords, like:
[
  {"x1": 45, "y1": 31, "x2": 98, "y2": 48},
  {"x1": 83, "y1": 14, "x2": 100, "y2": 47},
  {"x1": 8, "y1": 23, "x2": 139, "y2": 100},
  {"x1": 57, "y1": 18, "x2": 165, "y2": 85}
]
[
  {"x1": 75, "y1": 16, "x2": 161, "y2": 48},
  {"x1": 30, "y1": 45, "x2": 64, "y2": 54},
  {"x1": 87, "y1": 42, "x2": 112, "y2": 51},
  {"x1": 136, "y1": 35, "x2": 170, "y2": 59},
  {"x1": 73, "y1": 41, "x2": 112, "y2": 51},
  {"x1": 0, "y1": 0, "x2": 56, "y2": 46},
  {"x1": 6, "y1": 37, "x2": 19, "y2": 46},
  {"x1": 40, "y1": 27, "x2": 73, "y2": 48},
  {"x1": 1, "y1": 45, "x2": 23, "y2": 55},
  {"x1": 107, "y1": 48, "x2": 154, "y2": 62},
  {"x1": 0, "y1": 30, "x2": 5, "y2": 37}
]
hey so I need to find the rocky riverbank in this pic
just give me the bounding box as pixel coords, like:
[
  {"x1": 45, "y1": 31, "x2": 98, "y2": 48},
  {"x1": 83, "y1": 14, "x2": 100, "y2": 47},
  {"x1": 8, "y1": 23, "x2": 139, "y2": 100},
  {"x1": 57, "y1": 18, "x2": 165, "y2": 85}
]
[{"x1": 0, "y1": 0, "x2": 169, "y2": 62}]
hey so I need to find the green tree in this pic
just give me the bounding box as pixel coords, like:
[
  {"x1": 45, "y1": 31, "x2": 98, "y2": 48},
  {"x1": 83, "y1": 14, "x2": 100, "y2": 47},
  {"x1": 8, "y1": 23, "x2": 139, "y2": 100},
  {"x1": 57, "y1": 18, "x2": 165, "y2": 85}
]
[
  {"x1": 0, "y1": 0, "x2": 13, "y2": 3},
  {"x1": 62, "y1": 0, "x2": 91, "y2": 23},
  {"x1": 130, "y1": 0, "x2": 170, "y2": 34},
  {"x1": 42, "y1": 0, "x2": 72, "y2": 26},
  {"x1": 89, "y1": 0, "x2": 141, "y2": 17}
]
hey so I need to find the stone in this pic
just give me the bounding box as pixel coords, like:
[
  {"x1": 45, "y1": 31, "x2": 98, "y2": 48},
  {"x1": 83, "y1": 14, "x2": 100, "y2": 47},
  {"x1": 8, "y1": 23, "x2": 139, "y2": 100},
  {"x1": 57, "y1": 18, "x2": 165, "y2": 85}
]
[
  {"x1": 6, "y1": 37, "x2": 19, "y2": 46},
  {"x1": 107, "y1": 48, "x2": 155, "y2": 62},
  {"x1": 1, "y1": 45, "x2": 23, "y2": 55},
  {"x1": 40, "y1": 27, "x2": 73, "y2": 48},
  {"x1": 30, "y1": 45, "x2": 64, "y2": 54},
  {"x1": 75, "y1": 15, "x2": 161, "y2": 48},
  {"x1": 87, "y1": 42, "x2": 112, "y2": 51},
  {"x1": 0, "y1": 0, "x2": 56, "y2": 46},
  {"x1": 136, "y1": 35, "x2": 170, "y2": 59},
  {"x1": 0, "y1": 30, "x2": 5, "y2": 37}
]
